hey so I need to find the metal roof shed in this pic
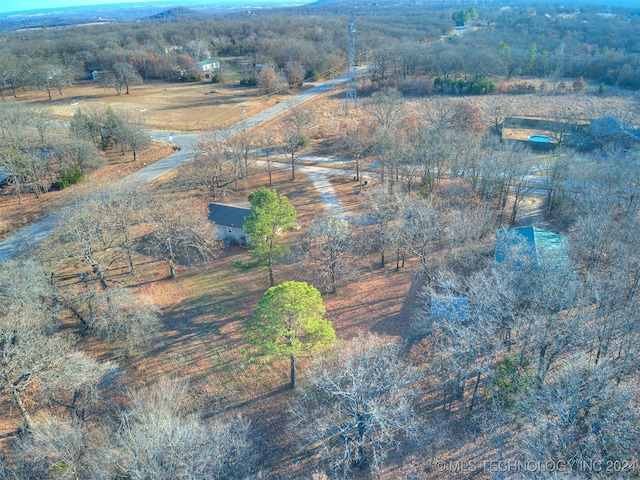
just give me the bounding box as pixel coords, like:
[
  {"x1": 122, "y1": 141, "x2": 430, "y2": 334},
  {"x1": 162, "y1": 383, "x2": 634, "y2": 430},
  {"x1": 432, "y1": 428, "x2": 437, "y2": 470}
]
[{"x1": 495, "y1": 226, "x2": 569, "y2": 269}]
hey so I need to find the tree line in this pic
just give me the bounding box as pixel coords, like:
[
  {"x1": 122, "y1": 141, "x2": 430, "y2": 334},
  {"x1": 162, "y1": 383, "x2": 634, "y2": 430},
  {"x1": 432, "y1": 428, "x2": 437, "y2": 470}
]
[
  {"x1": 1, "y1": 0, "x2": 639, "y2": 102},
  {"x1": 0, "y1": 102, "x2": 150, "y2": 203}
]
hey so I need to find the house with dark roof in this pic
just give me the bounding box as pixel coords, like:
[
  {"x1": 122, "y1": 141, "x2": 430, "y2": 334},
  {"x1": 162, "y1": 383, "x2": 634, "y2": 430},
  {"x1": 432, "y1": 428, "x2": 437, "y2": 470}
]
[
  {"x1": 208, "y1": 203, "x2": 251, "y2": 247},
  {"x1": 495, "y1": 226, "x2": 569, "y2": 270}
]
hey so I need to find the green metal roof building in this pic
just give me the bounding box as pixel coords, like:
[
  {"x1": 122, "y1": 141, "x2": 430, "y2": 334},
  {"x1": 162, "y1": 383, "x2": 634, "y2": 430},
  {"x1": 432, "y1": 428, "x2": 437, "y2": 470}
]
[{"x1": 495, "y1": 226, "x2": 569, "y2": 269}]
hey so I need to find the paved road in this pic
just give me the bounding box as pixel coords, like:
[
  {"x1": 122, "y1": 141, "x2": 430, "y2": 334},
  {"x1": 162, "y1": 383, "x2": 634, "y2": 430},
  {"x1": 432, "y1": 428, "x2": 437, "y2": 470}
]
[{"x1": 0, "y1": 70, "x2": 365, "y2": 263}]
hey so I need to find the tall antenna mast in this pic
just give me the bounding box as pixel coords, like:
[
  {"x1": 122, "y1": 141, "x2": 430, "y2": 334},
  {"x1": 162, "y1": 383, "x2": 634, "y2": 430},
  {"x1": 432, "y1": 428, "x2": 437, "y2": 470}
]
[{"x1": 346, "y1": 7, "x2": 357, "y2": 112}]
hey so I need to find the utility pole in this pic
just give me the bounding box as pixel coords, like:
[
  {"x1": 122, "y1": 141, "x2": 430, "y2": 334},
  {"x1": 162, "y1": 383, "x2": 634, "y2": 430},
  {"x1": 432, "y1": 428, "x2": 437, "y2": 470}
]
[
  {"x1": 239, "y1": 103, "x2": 247, "y2": 130},
  {"x1": 346, "y1": 9, "x2": 357, "y2": 113},
  {"x1": 140, "y1": 108, "x2": 148, "y2": 133}
]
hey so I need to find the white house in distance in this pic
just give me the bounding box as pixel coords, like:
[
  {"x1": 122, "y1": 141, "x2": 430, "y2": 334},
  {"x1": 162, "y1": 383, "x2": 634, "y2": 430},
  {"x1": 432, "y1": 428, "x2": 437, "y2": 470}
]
[
  {"x1": 195, "y1": 59, "x2": 220, "y2": 73},
  {"x1": 208, "y1": 203, "x2": 251, "y2": 247}
]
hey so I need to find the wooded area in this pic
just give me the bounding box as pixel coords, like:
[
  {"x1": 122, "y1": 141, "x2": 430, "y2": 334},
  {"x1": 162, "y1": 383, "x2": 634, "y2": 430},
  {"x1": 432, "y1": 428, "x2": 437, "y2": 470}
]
[{"x1": 1, "y1": 0, "x2": 639, "y2": 478}]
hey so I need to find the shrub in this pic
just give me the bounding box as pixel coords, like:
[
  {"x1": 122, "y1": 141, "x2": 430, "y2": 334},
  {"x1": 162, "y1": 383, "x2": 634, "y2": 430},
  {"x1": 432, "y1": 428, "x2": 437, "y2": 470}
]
[
  {"x1": 496, "y1": 81, "x2": 538, "y2": 94},
  {"x1": 210, "y1": 72, "x2": 223, "y2": 83},
  {"x1": 305, "y1": 68, "x2": 319, "y2": 82},
  {"x1": 397, "y1": 77, "x2": 434, "y2": 96},
  {"x1": 488, "y1": 356, "x2": 531, "y2": 408},
  {"x1": 573, "y1": 76, "x2": 586, "y2": 92},
  {"x1": 240, "y1": 77, "x2": 257, "y2": 86},
  {"x1": 52, "y1": 165, "x2": 83, "y2": 190},
  {"x1": 179, "y1": 73, "x2": 202, "y2": 82},
  {"x1": 434, "y1": 77, "x2": 496, "y2": 95}
]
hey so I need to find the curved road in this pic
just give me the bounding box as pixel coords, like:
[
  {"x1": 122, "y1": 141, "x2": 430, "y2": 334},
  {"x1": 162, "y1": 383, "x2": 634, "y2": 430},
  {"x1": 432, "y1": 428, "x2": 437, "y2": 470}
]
[{"x1": 0, "y1": 70, "x2": 364, "y2": 263}]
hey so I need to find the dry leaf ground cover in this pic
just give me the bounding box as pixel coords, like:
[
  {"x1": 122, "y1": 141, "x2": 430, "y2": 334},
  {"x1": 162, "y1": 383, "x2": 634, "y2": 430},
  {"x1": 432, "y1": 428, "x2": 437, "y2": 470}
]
[
  {"x1": 1, "y1": 77, "x2": 639, "y2": 476},
  {"x1": 102, "y1": 164, "x2": 418, "y2": 477}
]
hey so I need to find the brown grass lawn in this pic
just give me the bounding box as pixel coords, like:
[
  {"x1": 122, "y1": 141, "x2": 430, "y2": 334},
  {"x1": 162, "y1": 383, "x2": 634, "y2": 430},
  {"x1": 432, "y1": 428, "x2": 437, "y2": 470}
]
[
  {"x1": 0, "y1": 78, "x2": 296, "y2": 240},
  {"x1": 0, "y1": 142, "x2": 175, "y2": 241},
  {"x1": 1, "y1": 77, "x2": 639, "y2": 477},
  {"x1": 19, "y1": 78, "x2": 289, "y2": 133},
  {"x1": 109, "y1": 164, "x2": 419, "y2": 477}
]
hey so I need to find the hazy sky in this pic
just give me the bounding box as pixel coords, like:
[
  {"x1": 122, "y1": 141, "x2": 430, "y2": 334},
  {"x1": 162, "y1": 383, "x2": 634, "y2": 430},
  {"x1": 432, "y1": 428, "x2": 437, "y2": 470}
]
[{"x1": 2, "y1": 0, "x2": 164, "y2": 15}]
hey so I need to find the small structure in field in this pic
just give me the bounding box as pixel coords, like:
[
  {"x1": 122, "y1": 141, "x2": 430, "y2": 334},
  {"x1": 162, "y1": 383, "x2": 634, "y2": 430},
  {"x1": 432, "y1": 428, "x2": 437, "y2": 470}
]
[
  {"x1": 208, "y1": 203, "x2": 250, "y2": 247},
  {"x1": 429, "y1": 280, "x2": 470, "y2": 323},
  {"x1": 195, "y1": 59, "x2": 220, "y2": 73},
  {"x1": 430, "y1": 294, "x2": 470, "y2": 322}
]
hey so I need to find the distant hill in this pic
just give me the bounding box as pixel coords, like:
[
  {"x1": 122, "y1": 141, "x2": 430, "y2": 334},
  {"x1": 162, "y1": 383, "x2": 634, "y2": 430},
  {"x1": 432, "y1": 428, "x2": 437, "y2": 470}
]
[
  {"x1": 0, "y1": 1, "x2": 305, "y2": 33},
  {"x1": 148, "y1": 6, "x2": 202, "y2": 20},
  {"x1": 307, "y1": 0, "x2": 640, "y2": 7}
]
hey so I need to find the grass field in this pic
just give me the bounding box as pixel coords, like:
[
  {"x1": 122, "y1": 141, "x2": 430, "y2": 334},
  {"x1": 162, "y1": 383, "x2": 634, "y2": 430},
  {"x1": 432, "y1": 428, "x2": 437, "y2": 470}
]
[{"x1": 20, "y1": 77, "x2": 289, "y2": 133}]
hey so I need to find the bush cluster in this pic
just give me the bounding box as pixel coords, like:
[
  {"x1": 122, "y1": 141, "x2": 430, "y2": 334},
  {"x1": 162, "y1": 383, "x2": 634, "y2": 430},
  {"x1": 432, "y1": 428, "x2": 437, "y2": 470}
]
[
  {"x1": 434, "y1": 77, "x2": 496, "y2": 94},
  {"x1": 52, "y1": 165, "x2": 82, "y2": 190},
  {"x1": 240, "y1": 77, "x2": 257, "y2": 86},
  {"x1": 179, "y1": 73, "x2": 202, "y2": 82}
]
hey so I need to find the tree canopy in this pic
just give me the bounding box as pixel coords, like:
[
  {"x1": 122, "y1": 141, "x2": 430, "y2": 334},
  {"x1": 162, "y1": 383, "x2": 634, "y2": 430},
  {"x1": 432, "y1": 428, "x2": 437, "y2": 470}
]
[
  {"x1": 245, "y1": 281, "x2": 335, "y2": 389},
  {"x1": 243, "y1": 187, "x2": 296, "y2": 286}
]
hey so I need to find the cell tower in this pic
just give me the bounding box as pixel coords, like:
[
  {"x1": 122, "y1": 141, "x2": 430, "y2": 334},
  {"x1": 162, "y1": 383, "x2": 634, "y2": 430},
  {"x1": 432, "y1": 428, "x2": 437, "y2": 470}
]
[{"x1": 346, "y1": 9, "x2": 357, "y2": 112}]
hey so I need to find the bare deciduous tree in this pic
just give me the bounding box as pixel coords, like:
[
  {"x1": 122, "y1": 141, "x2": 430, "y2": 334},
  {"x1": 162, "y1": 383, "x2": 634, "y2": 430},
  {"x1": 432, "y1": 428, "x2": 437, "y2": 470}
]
[
  {"x1": 17, "y1": 413, "x2": 112, "y2": 480},
  {"x1": 58, "y1": 188, "x2": 143, "y2": 288},
  {"x1": 306, "y1": 216, "x2": 355, "y2": 294},
  {"x1": 143, "y1": 199, "x2": 221, "y2": 279},
  {"x1": 115, "y1": 378, "x2": 252, "y2": 480},
  {"x1": 0, "y1": 259, "x2": 63, "y2": 430},
  {"x1": 257, "y1": 65, "x2": 280, "y2": 95},
  {"x1": 334, "y1": 118, "x2": 375, "y2": 183},
  {"x1": 101, "y1": 62, "x2": 143, "y2": 96},
  {"x1": 43, "y1": 351, "x2": 121, "y2": 424},
  {"x1": 258, "y1": 130, "x2": 276, "y2": 186},
  {"x1": 291, "y1": 333, "x2": 421, "y2": 477},
  {"x1": 64, "y1": 138, "x2": 104, "y2": 174},
  {"x1": 68, "y1": 286, "x2": 160, "y2": 357},
  {"x1": 282, "y1": 105, "x2": 311, "y2": 181},
  {"x1": 116, "y1": 115, "x2": 151, "y2": 162},
  {"x1": 0, "y1": 148, "x2": 30, "y2": 204},
  {"x1": 284, "y1": 60, "x2": 305, "y2": 88},
  {"x1": 517, "y1": 356, "x2": 638, "y2": 476},
  {"x1": 192, "y1": 133, "x2": 238, "y2": 199},
  {"x1": 361, "y1": 186, "x2": 402, "y2": 268},
  {"x1": 399, "y1": 195, "x2": 441, "y2": 275},
  {"x1": 366, "y1": 87, "x2": 405, "y2": 134}
]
